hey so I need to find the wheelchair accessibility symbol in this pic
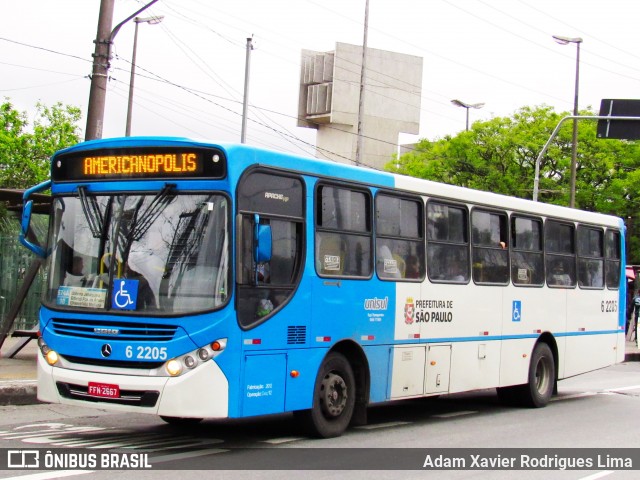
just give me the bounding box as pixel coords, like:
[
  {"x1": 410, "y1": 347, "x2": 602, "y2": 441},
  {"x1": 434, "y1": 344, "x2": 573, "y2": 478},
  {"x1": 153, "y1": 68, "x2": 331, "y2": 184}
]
[
  {"x1": 512, "y1": 300, "x2": 522, "y2": 322},
  {"x1": 112, "y1": 279, "x2": 139, "y2": 310}
]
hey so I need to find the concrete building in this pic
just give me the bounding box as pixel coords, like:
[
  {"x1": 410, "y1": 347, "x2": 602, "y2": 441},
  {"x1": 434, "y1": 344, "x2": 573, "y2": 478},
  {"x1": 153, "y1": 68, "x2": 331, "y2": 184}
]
[{"x1": 298, "y1": 42, "x2": 423, "y2": 170}]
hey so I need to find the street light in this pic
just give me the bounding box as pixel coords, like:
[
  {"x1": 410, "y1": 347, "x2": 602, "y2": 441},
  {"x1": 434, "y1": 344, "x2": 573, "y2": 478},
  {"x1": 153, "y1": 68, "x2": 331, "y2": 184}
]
[
  {"x1": 125, "y1": 15, "x2": 164, "y2": 136},
  {"x1": 552, "y1": 34, "x2": 582, "y2": 208},
  {"x1": 241, "y1": 36, "x2": 254, "y2": 144},
  {"x1": 451, "y1": 99, "x2": 485, "y2": 131}
]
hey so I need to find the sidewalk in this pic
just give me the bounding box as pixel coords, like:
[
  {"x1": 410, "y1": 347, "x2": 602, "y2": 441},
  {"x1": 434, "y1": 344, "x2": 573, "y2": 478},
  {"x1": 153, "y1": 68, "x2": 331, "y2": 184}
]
[
  {"x1": 0, "y1": 336, "x2": 38, "y2": 405},
  {"x1": 1, "y1": 336, "x2": 639, "y2": 406}
]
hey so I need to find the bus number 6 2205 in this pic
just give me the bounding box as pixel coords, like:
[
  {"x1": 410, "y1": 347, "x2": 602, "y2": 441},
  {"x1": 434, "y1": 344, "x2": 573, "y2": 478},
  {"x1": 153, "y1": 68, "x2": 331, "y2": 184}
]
[{"x1": 125, "y1": 346, "x2": 168, "y2": 360}]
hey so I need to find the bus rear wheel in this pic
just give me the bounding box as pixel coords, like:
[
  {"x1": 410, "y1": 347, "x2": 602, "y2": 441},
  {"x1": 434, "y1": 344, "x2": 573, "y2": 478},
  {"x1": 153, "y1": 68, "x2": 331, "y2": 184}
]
[
  {"x1": 497, "y1": 342, "x2": 555, "y2": 408},
  {"x1": 297, "y1": 352, "x2": 356, "y2": 438}
]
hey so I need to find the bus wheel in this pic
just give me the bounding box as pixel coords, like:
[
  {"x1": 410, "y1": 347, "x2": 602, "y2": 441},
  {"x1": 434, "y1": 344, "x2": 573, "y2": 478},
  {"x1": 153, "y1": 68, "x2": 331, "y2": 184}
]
[
  {"x1": 160, "y1": 416, "x2": 203, "y2": 427},
  {"x1": 523, "y1": 342, "x2": 555, "y2": 407},
  {"x1": 298, "y1": 352, "x2": 356, "y2": 438},
  {"x1": 499, "y1": 343, "x2": 555, "y2": 408}
]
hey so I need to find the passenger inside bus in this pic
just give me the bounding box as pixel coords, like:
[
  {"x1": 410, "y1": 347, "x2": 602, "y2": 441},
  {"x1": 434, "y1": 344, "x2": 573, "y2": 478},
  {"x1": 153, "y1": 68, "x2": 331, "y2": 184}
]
[
  {"x1": 450, "y1": 261, "x2": 467, "y2": 282},
  {"x1": 63, "y1": 255, "x2": 88, "y2": 287},
  {"x1": 548, "y1": 261, "x2": 572, "y2": 286},
  {"x1": 256, "y1": 261, "x2": 270, "y2": 283},
  {"x1": 405, "y1": 255, "x2": 421, "y2": 279}
]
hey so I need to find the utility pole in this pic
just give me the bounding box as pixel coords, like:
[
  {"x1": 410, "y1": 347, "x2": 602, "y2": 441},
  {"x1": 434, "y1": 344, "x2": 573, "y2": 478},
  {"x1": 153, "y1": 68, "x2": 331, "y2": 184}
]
[
  {"x1": 85, "y1": 0, "x2": 159, "y2": 141},
  {"x1": 355, "y1": 0, "x2": 369, "y2": 166},
  {"x1": 85, "y1": 0, "x2": 115, "y2": 141},
  {"x1": 241, "y1": 36, "x2": 254, "y2": 144}
]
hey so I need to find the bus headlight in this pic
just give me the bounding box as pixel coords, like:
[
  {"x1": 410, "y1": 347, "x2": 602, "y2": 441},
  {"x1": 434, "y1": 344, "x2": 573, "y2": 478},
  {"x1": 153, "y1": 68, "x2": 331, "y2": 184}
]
[
  {"x1": 45, "y1": 350, "x2": 59, "y2": 366},
  {"x1": 38, "y1": 338, "x2": 59, "y2": 366},
  {"x1": 184, "y1": 355, "x2": 196, "y2": 368},
  {"x1": 162, "y1": 338, "x2": 227, "y2": 377},
  {"x1": 166, "y1": 359, "x2": 182, "y2": 376}
]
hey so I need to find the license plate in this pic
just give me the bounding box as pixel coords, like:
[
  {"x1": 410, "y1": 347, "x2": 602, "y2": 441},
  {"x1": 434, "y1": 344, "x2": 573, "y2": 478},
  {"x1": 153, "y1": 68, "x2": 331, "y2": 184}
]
[{"x1": 87, "y1": 382, "x2": 120, "y2": 398}]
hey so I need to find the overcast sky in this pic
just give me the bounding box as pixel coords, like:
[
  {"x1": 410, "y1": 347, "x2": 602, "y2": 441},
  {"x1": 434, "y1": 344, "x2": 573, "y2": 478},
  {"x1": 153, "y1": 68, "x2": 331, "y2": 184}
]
[{"x1": 2, "y1": 0, "x2": 640, "y2": 159}]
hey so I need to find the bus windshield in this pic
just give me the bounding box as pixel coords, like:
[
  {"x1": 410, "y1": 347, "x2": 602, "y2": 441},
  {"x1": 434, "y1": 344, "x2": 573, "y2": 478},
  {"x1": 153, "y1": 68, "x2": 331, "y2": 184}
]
[{"x1": 44, "y1": 190, "x2": 229, "y2": 315}]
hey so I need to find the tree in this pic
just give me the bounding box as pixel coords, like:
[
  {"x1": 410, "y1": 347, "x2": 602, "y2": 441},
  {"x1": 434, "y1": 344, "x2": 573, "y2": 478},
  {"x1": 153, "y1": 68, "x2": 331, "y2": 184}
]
[
  {"x1": 0, "y1": 100, "x2": 81, "y2": 233},
  {"x1": 0, "y1": 100, "x2": 81, "y2": 189},
  {"x1": 387, "y1": 105, "x2": 640, "y2": 263}
]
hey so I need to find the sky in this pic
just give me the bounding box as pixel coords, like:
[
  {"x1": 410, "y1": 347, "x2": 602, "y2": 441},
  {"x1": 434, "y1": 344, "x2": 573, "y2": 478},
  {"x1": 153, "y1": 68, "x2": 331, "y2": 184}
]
[{"x1": 2, "y1": 0, "x2": 640, "y2": 160}]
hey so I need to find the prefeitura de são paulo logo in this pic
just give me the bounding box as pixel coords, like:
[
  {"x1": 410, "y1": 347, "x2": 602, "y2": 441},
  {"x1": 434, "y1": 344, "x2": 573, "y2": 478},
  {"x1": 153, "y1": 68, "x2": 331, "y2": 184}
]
[{"x1": 404, "y1": 297, "x2": 415, "y2": 324}]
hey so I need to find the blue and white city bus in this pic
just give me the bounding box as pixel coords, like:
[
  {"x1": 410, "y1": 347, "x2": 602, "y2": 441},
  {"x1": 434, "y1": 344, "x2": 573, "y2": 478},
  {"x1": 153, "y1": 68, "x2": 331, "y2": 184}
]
[{"x1": 20, "y1": 136, "x2": 626, "y2": 438}]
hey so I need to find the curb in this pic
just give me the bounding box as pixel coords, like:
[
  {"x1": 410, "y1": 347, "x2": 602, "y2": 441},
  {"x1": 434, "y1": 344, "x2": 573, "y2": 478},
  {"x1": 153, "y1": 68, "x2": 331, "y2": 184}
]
[{"x1": 0, "y1": 381, "x2": 38, "y2": 406}]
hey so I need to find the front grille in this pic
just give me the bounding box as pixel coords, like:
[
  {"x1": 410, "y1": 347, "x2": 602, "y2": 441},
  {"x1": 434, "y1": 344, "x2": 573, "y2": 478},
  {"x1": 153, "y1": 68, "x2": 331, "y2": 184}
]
[
  {"x1": 51, "y1": 318, "x2": 178, "y2": 341},
  {"x1": 62, "y1": 354, "x2": 164, "y2": 370},
  {"x1": 56, "y1": 382, "x2": 159, "y2": 407},
  {"x1": 287, "y1": 325, "x2": 306, "y2": 345}
]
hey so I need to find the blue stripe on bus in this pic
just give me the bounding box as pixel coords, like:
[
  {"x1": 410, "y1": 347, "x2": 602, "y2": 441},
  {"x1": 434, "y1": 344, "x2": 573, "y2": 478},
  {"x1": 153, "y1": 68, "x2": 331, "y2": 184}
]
[{"x1": 392, "y1": 330, "x2": 623, "y2": 344}]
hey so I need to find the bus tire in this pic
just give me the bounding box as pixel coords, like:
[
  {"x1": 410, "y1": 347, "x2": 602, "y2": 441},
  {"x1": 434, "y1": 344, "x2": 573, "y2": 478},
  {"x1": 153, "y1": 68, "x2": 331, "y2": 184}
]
[
  {"x1": 298, "y1": 352, "x2": 356, "y2": 438},
  {"x1": 499, "y1": 342, "x2": 555, "y2": 408},
  {"x1": 160, "y1": 416, "x2": 203, "y2": 427},
  {"x1": 521, "y1": 342, "x2": 555, "y2": 407}
]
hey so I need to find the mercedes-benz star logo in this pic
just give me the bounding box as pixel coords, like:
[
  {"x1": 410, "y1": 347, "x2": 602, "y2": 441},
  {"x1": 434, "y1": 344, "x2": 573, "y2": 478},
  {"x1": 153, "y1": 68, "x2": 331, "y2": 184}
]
[{"x1": 101, "y1": 344, "x2": 112, "y2": 358}]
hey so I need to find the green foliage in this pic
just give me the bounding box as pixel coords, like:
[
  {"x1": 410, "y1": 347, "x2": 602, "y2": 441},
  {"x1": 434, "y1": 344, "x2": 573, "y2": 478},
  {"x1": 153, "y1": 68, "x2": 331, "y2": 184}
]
[
  {"x1": 0, "y1": 100, "x2": 81, "y2": 189},
  {"x1": 387, "y1": 105, "x2": 640, "y2": 263},
  {"x1": 0, "y1": 99, "x2": 81, "y2": 233}
]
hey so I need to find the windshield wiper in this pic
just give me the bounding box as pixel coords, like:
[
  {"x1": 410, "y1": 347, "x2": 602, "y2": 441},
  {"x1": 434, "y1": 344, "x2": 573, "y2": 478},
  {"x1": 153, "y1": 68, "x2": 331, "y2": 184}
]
[
  {"x1": 130, "y1": 183, "x2": 176, "y2": 241},
  {"x1": 78, "y1": 186, "x2": 104, "y2": 238}
]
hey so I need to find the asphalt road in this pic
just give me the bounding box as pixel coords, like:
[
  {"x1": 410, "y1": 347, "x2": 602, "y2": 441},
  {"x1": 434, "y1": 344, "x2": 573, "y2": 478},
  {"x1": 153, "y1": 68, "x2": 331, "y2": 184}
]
[{"x1": 0, "y1": 361, "x2": 639, "y2": 479}]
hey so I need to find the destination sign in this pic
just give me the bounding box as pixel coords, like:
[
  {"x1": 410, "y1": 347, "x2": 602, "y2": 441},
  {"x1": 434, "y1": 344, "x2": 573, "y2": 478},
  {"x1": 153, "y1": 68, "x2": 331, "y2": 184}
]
[{"x1": 52, "y1": 147, "x2": 226, "y2": 181}]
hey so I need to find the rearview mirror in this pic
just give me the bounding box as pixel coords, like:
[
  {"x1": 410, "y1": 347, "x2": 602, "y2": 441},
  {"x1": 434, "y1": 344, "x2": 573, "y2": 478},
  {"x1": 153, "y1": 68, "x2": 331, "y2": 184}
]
[{"x1": 254, "y1": 214, "x2": 272, "y2": 263}]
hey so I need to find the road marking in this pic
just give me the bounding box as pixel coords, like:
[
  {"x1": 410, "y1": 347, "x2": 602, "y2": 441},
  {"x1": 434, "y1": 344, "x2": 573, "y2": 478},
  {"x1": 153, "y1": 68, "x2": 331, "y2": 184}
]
[
  {"x1": 0, "y1": 471, "x2": 93, "y2": 480},
  {"x1": 579, "y1": 471, "x2": 615, "y2": 480},
  {"x1": 262, "y1": 436, "x2": 306, "y2": 444},
  {"x1": 49, "y1": 433, "x2": 146, "y2": 448},
  {"x1": 552, "y1": 384, "x2": 640, "y2": 402},
  {"x1": 0, "y1": 422, "x2": 226, "y2": 453},
  {"x1": 551, "y1": 392, "x2": 597, "y2": 402},
  {"x1": 433, "y1": 411, "x2": 477, "y2": 418},
  {"x1": 151, "y1": 448, "x2": 229, "y2": 464},
  {"x1": 117, "y1": 437, "x2": 224, "y2": 451},
  {"x1": 355, "y1": 421, "x2": 410, "y2": 430},
  {"x1": 603, "y1": 384, "x2": 640, "y2": 392}
]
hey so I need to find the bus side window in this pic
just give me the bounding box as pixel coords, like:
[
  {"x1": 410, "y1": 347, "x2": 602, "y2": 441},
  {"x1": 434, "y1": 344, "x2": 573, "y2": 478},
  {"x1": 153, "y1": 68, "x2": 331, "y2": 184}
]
[
  {"x1": 604, "y1": 229, "x2": 621, "y2": 289},
  {"x1": 545, "y1": 220, "x2": 576, "y2": 288},
  {"x1": 471, "y1": 209, "x2": 509, "y2": 285},
  {"x1": 375, "y1": 193, "x2": 424, "y2": 281},
  {"x1": 315, "y1": 184, "x2": 372, "y2": 278},
  {"x1": 511, "y1": 215, "x2": 544, "y2": 286},
  {"x1": 426, "y1": 201, "x2": 470, "y2": 283},
  {"x1": 577, "y1": 226, "x2": 604, "y2": 289}
]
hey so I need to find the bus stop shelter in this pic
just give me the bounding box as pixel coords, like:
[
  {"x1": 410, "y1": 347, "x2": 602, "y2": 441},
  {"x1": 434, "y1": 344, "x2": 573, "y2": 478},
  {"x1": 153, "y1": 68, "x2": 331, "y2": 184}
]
[{"x1": 0, "y1": 189, "x2": 50, "y2": 357}]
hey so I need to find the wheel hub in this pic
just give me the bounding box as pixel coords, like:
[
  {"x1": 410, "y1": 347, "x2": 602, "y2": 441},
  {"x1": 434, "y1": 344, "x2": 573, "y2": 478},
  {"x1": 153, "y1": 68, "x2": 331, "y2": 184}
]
[{"x1": 320, "y1": 372, "x2": 348, "y2": 417}]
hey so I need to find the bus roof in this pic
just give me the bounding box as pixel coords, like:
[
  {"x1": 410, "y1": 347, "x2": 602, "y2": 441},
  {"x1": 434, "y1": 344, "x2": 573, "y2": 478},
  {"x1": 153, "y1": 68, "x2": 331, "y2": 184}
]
[{"x1": 55, "y1": 136, "x2": 623, "y2": 228}]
